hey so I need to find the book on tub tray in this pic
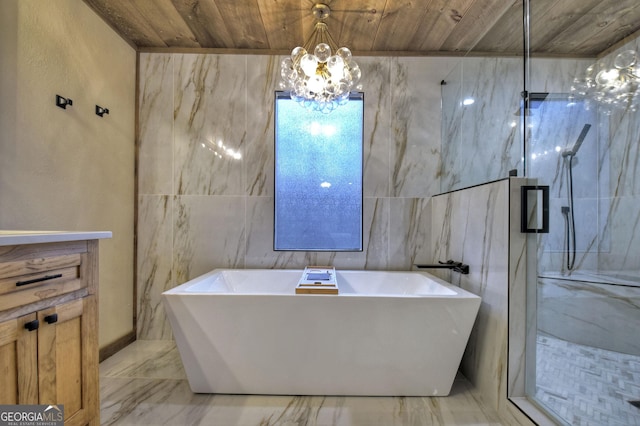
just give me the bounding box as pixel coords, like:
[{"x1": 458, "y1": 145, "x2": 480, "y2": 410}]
[{"x1": 295, "y1": 266, "x2": 338, "y2": 294}]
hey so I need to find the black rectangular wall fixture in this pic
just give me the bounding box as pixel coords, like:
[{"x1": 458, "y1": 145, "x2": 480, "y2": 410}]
[{"x1": 521, "y1": 185, "x2": 549, "y2": 233}]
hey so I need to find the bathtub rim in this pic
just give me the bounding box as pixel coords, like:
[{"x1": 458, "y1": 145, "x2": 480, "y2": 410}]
[{"x1": 162, "y1": 268, "x2": 480, "y2": 299}]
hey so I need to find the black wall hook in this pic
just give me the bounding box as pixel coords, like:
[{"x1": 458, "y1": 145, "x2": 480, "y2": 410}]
[
  {"x1": 56, "y1": 94, "x2": 73, "y2": 109},
  {"x1": 95, "y1": 105, "x2": 109, "y2": 117}
]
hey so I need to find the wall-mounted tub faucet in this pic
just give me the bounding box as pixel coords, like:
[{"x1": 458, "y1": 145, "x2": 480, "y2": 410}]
[{"x1": 414, "y1": 260, "x2": 469, "y2": 274}]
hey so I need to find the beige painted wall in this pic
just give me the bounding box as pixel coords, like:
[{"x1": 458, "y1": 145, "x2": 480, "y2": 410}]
[{"x1": 0, "y1": 0, "x2": 136, "y2": 348}]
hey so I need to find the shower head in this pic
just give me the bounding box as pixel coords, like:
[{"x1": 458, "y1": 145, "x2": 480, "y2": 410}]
[{"x1": 562, "y1": 124, "x2": 592, "y2": 157}]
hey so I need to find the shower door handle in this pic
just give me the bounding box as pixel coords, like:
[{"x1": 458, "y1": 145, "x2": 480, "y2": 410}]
[{"x1": 521, "y1": 185, "x2": 549, "y2": 233}]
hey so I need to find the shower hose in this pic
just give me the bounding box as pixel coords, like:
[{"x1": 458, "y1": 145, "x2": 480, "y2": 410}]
[{"x1": 563, "y1": 154, "x2": 577, "y2": 271}]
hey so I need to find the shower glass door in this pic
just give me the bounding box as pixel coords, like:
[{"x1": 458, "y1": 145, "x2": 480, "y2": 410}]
[{"x1": 526, "y1": 1, "x2": 640, "y2": 422}]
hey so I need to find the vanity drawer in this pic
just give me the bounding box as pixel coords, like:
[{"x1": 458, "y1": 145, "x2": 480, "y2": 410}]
[{"x1": 0, "y1": 254, "x2": 84, "y2": 311}]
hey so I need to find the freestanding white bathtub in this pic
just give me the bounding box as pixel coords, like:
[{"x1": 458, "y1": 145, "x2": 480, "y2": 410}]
[{"x1": 162, "y1": 269, "x2": 481, "y2": 396}]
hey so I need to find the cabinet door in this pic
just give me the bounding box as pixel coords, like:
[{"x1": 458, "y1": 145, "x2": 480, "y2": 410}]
[
  {"x1": 0, "y1": 313, "x2": 38, "y2": 404},
  {"x1": 38, "y1": 297, "x2": 98, "y2": 426}
]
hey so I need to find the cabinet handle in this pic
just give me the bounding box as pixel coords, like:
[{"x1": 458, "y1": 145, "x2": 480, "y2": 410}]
[
  {"x1": 44, "y1": 314, "x2": 58, "y2": 324},
  {"x1": 16, "y1": 273, "x2": 63, "y2": 287},
  {"x1": 24, "y1": 319, "x2": 39, "y2": 332}
]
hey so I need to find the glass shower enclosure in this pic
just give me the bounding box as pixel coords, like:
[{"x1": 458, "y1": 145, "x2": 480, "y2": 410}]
[
  {"x1": 441, "y1": 1, "x2": 640, "y2": 424},
  {"x1": 526, "y1": 2, "x2": 640, "y2": 424}
]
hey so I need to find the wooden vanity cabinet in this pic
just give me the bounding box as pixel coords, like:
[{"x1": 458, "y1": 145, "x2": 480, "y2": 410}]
[{"x1": 0, "y1": 239, "x2": 100, "y2": 426}]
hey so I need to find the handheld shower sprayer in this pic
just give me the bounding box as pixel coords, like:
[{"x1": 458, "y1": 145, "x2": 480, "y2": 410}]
[{"x1": 562, "y1": 124, "x2": 592, "y2": 157}]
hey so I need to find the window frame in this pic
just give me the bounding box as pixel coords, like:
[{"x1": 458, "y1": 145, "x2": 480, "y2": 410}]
[{"x1": 273, "y1": 91, "x2": 364, "y2": 252}]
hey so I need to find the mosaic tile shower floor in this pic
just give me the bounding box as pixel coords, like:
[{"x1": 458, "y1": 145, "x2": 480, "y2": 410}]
[{"x1": 536, "y1": 334, "x2": 640, "y2": 426}]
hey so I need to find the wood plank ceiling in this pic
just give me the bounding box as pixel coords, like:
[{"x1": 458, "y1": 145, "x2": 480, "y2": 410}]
[{"x1": 83, "y1": 0, "x2": 640, "y2": 57}]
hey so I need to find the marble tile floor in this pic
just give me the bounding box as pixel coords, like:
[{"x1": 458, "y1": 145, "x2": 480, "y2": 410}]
[
  {"x1": 535, "y1": 334, "x2": 640, "y2": 426},
  {"x1": 100, "y1": 340, "x2": 506, "y2": 426}
]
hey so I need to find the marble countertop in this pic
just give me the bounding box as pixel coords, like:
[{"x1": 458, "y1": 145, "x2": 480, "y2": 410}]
[{"x1": 0, "y1": 230, "x2": 112, "y2": 246}]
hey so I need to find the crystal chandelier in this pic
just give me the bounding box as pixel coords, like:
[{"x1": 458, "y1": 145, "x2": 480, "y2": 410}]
[
  {"x1": 570, "y1": 49, "x2": 639, "y2": 114},
  {"x1": 279, "y1": 3, "x2": 362, "y2": 114}
]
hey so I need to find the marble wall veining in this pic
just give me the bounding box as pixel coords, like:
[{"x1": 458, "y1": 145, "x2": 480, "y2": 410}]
[
  {"x1": 596, "y1": 36, "x2": 640, "y2": 274},
  {"x1": 429, "y1": 177, "x2": 532, "y2": 425},
  {"x1": 528, "y1": 56, "x2": 606, "y2": 275},
  {"x1": 527, "y1": 37, "x2": 640, "y2": 377},
  {"x1": 529, "y1": 44, "x2": 640, "y2": 276},
  {"x1": 441, "y1": 57, "x2": 524, "y2": 192},
  {"x1": 137, "y1": 53, "x2": 458, "y2": 339},
  {"x1": 538, "y1": 277, "x2": 640, "y2": 355},
  {"x1": 431, "y1": 180, "x2": 510, "y2": 403}
]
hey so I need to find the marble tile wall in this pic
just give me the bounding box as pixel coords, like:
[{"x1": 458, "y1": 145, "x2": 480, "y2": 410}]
[
  {"x1": 440, "y1": 57, "x2": 524, "y2": 192},
  {"x1": 528, "y1": 56, "x2": 607, "y2": 275},
  {"x1": 137, "y1": 53, "x2": 459, "y2": 339},
  {"x1": 528, "y1": 39, "x2": 640, "y2": 276},
  {"x1": 596, "y1": 37, "x2": 640, "y2": 274},
  {"x1": 440, "y1": 52, "x2": 640, "y2": 277},
  {"x1": 538, "y1": 276, "x2": 640, "y2": 355},
  {"x1": 429, "y1": 177, "x2": 532, "y2": 424},
  {"x1": 437, "y1": 46, "x2": 640, "y2": 372},
  {"x1": 527, "y1": 47, "x2": 640, "y2": 360},
  {"x1": 431, "y1": 180, "x2": 509, "y2": 411},
  {"x1": 439, "y1": 54, "x2": 606, "y2": 271}
]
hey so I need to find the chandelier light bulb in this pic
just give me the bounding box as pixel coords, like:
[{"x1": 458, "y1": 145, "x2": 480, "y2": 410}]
[
  {"x1": 308, "y1": 75, "x2": 324, "y2": 93},
  {"x1": 291, "y1": 46, "x2": 307, "y2": 62},
  {"x1": 314, "y1": 43, "x2": 332, "y2": 62},
  {"x1": 336, "y1": 47, "x2": 352, "y2": 62},
  {"x1": 327, "y1": 56, "x2": 345, "y2": 79},
  {"x1": 300, "y1": 54, "x2": 319, "y2": 77},
  {"x1": 596, "y1": 69, "x2": 620, "y2": 86},
  {"x1": 614, "y1": 50, "x2": 637, "y2": 69}
]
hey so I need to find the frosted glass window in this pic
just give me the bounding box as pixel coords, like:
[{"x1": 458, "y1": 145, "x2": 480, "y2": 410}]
[{"x1": 274, "y1": 92, "x2": 363, "y2": 251}]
